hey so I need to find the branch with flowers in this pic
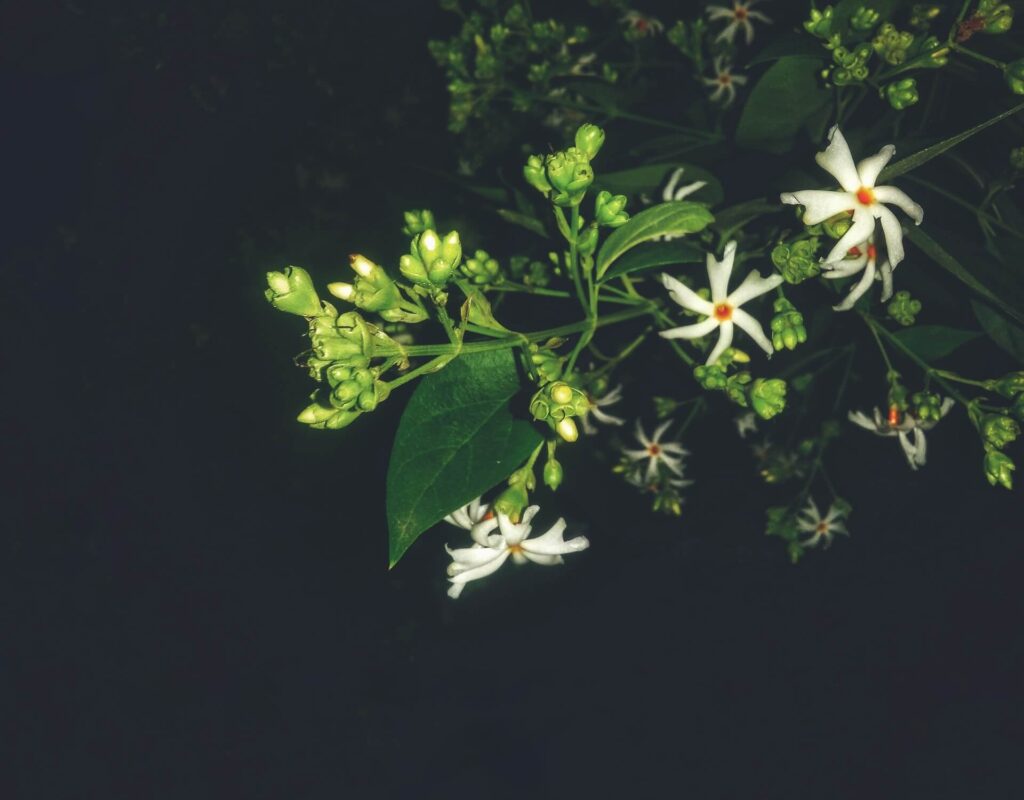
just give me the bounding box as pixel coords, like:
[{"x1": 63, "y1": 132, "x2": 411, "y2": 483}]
[{"x1": 263, "y1": 1, "x2": 1024, "y2": 596}]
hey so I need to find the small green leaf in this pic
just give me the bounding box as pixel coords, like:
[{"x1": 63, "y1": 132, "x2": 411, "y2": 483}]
[
  {"x1": 600, "y1": 240, "x2": 704, "y2": 282},
  {"x1": 973, "y1": 301, "x2": 1024, "y2": 364},
  {"x1": 496, "y1": 208, "x2": 547, "y2": 237},
  {"x1": 595, "y1": 201, "x2": 714, "y2": 280},
  {"x1": 593, "y1": 163, "x2": 723, "y2": 205},
  {"x1": 879, "y1": 100, "x2": 1024, "y2": 183},
  {"x1": 893, "y1": 325, "x2": 981, "y2": 362},
  {"x1": 736, "y1": 57, "x2": 831, "y2": 154},
  {"x1": 386, "y1": 350, "x2": 542, "y2": 567}
]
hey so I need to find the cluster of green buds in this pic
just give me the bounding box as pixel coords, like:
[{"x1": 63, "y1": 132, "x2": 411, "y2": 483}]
[
  {"x1": 910, "y1": 391, "x2": 943, "y2": 422},
  {"x1": 885, "y1": 77, "x2": 919, "y2": 110},
  {"x1": 803, "y1": 7, "x2": 835, "y2": 39},
  {"x1": 980, "y1": 413, "x2": 1020, "y2": 450},
  {"x1": 401, "y1": 209, "x2": 436, "y2": 236},
  {"x1": 508, "y1": 255, "x2": 551, "y2": 288},
  {"x1": 770, "y1": 297, "x2": 807, "y2": 351},
  {"x1": 750, "y1": 378, "x2": 788, "y2": 420},
  {"x1": 530, "y1": 341, "x2": 565, "y2": 384},
  {"x1": 459, "y1": 249, "x2": 502, "y2": 285},
  {"x1": 492, "y1": 461, "x2": 537, "y2": 522},
  {"x1": 694, "y1": 347, "x2": 751, "y2": 407},
  {"x1": 977, "y1": 0, "x2": 1014, "y2": 34},
  {"x1": 851, "y1": 7, "x2": 880, "y2": 31},
  {"x1": 594, "y1": 190, "x2": 629, "y2": 227},
  {"x1": 305, "y1": 308, "x2": 375, "y2": 373},
  {"x1": 266, "y1": 266, "x2": 323, "y2": 317},
  {"x1": 828, "y1": 40, "x2": 873, "y2": 84},
  {"x1": 399, "y1": 228, "x2": 463, "y2": 290},
  {"x1": 872, "y1": 23, "x2": 914, "y2": 65},
  {"x1": 910, "y1": 4, "x2": 942, "y2": 30},
  {"x1": 327, "y1": 254, "x2": 426, "y2": 323},
  {"x1": 772, "y1": 237, "x2": 821, "y2": 284},
  {"x1": 886, "y1": 290, "x2": 922, "y2": 326},
  {"x1": 529, "y1": 380, "x2": 589, "y2": 442},
  {"x1": 524, "y1": 123, "x2": 603, "y2": 207},
  {"x1": 968, "y1": 392, "x2": 1020, "y2": 489}
]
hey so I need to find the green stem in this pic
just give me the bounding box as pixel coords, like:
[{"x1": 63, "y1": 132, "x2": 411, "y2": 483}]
[
  {"x1": 933, "y1": 369, "x2": 990, "y2": 389},
  {"x1": 522, "y1": 92, "x2": 721, "y2": 140},
  {"x1": 904, "y1": 175, "x2": 1024, "y2": 241},
  {"x1": 950, "y1": 43, "x2": 1006, "y2": 71},
  {"x1": 386, "y1": 354, "x2": 456, "y2": 390}
]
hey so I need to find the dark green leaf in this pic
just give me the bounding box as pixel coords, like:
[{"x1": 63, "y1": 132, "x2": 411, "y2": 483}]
[
  {"x1": 745, "y1": 34, "x2": 825, "y2": 67},
  {"x1": 712, "y1": 197, "x2": 782, "y2": 236},
  {"x1": 893, "y1": 325, "x2": 981, "y2": 362},
  {"x1": 973, "y1": 301, "x2": 1024, "y2": 364},
  {"x1": 496, "y1": 208, "x2": 547, "y2": 237},
  {"x1": 386, "y1": 350, "x2": 542, "y2": 567},
  {"x1": 593, "y1": 163, "x2": 723, "y2": 205},
  {"x1": 736, "y1": 57, "x2": 831, "y2": 154},
  {"x1": 595, "y1": 202, "x2": 714, "y2": 279},
  {"x1": 600, "y1": 240, "x2": 704, "y2": 282}
]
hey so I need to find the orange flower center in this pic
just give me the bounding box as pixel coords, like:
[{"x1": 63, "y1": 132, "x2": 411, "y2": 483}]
[
  {"x1": 735, "y1": 8, "x2": 748, "y2": 20},
  {"x1": 648, "y1": 444, "x2": 661, "y2": 456},
  {"x1": 816, "y1": 522, "x2": 828, "y2": 534},
  {"x1": 719, "y1": 74, "x2": 732, "y2": 85},
  {"x1": 847, "y1": 245, "x2": 861, "y2": 257},
  {"x1": 508, "y1": 543, "x2": 524, "y2": 555},
  {"x1": 866, "y1": 243, "x2": 878, "y2": 260},
  {"x1": 888, "y1": 406, "x2": 902, "y2": 426},
  {"x1": 714, "y1": 302, "x2": 733, "y2": 321},
  {"x1": 856, "y1": 187, "x2": 875, "y2": 205}
]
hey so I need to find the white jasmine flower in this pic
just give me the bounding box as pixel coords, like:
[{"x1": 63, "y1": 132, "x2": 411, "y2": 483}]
[
  {"x1": 660, "y1": 240, "x2": 784, "y2": 365},
  {"x1": 444, "y1": 496, "x2": 498, "y2": 546},
  {"x1": 706, "y1": 0, "x2": 772, "y2": 45},
  {"x1": 623, "y1": 419, "x2": 690, "y2": 482},
  {"x1": 780, "y1": 126, "x2": 924, "y2": 267},
  {"x1": 569, "y1": 52, "x2": 598, "y2": 76},
  {"x1": 445, "y1": 506, "x2": 589, "y2": 599},
  {"x1": 848, "y1": 399, "x2": 954, "y2": 470},
  {"x1": 796, "y1": 499, "x2": 848, "y2": 549},
  {"x1": 704, "y1": 56, "x2": 747, "y2": 107},
  {"x1": 822, "y1": 237, "x2": 895, "y2": 311},
  {"x1": 735, "y1": 412, "x2": 759, "y2": 439},
  {"x1": 620, "y1": 10, "x2": 664, "y2": 36},
  {"x1": 663, "y1": 167, "x2": 707, "y2": 202},
  {"x1": 581, "y1": 384, "x2": 627, "y2": 435}
]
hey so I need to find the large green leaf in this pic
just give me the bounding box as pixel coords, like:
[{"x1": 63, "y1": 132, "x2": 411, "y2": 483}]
[
  {"x1": 600, "y1": 240, "x2": 704, "y2": 282},
  {"x1": 386, "y1": 350, "x2": 542, "y2": 567},
  {"x1": 595, "y1": 202, "x2": 714, "y2": 280},
  {"x1": 736, "y1": 57, "x2": 831, "y2": 154},
  {"x1": 878, "y1": 100, "x2": 1024, "y2": 183},
  {"x1": 593, "y1": 163, "x2": 723, "y2": 205},
  {"x1": 973, "y1": 301, "x2": 1024, "y2": 364},
  {"x1": 745, "y1": 34, "x2": 825, "y2": 67},
  {"x1": 893, "y1": 325, "x2": 981, "y2": 362}
]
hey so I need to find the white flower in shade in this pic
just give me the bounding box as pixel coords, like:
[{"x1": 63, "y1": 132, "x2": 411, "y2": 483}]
[
  {"x1": 780, "y1": 126, "x2": 924, "y2": 267},
  {"x1": 445, "y1": 506, "x2": 589, "y2": 599},
  {"x1": 620, "y1": 10, "x2": 664, "y2": 36},
  {"x1": 623, "y1": 419, "x2": 690, "y2": 482},
  {"x1": 581, "y1": 384, "x2": 627, "y2": 435},
  {"x1": 796, "y1": 499, "x2": 849, "y2": 549},
  {"x1": 704, "y1": 56, "x2": 747, "y2": 107},
  {"x1": 663, "y1": 167, "x2": 707, "y2": 202},
  {"x1": 444, "y1": 496, "x2": 498, "y2": 546},
  {"x1": 660, "y1": 240, "x2": 784, "y2": 365},
  {"x1": 735, "y1": 412, "x2": 759, "y2": 439},
  {"x1": 822, "y1": 237, "x2": 895, "y2": 311},
  {"x1": 706, "y1": 1, "x2": 772, "y2": 45},
  {"x1": 848, "y1": 398, "x2": 955, "y2": 470}
]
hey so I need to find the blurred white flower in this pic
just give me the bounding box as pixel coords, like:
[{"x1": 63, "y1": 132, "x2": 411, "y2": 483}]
[
  {"x1": 781, "y1": 126, "x2": 923, "y2": 267},
  {"x1": 704, "y1": 56, "x2": 747, "y2": 106},
  {"x1": 660, "y1": 240, "x2": 783, "y2": 365},
  {"x1": 822, "y1": 237, "x2": 895, "y2": 311},
  {"x1": 797, "y1": 499, "x2": 848, "y2": 548},
  {"x1": 735, "y1": 412, "x2": 759, "y2": 438},
  {"x1": 445, "y1": 506, "x2": 589, "y2": 599},
  {"x1": 848, "y1": 399, "x2": 954, "y2": 470},
  {"x1": 623, "y1": 419, "x2": 690, "y2": 482},
  {"x1": 706, "y1": 0, "x2": 772, "y2": 45},
  {"x1": 444, "y1": 496, "x2": 498, "y2": 546},
  {"x1": 581, "y1": 384, "x2": 627, "y2": 435},
  {"x1": 620, "y1": 10, "x2": 664, "y2": 36}
]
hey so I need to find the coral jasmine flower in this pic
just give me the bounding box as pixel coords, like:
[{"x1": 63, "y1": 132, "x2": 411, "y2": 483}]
[
  {"x1": 620, "y1": 10, "x2": 664, "y2": 36},
  {"x1": 735, "y1": 412, "x2": 759, "y2": 438},
  {"x1": 623, "y1": 419, "x2": 690, "y2": 482},
  {"x1": 796, "y1": 499, "x2": 848, "y2": 549},
  {"x1": 704, "y1": 56, "x2": 747, "y2": 107},
  {"x1": 780, "y1": 126, "x2": 924, "y2": 267},
  {"x1": 581, "y1": 384, "x2": 627, "y2": 435},
  {"x1": 445, "y1": 506, "x2": 589, "y2": 599},
  {"x1": 660, "y1": 240, "x2": 784, "y2": 365},
  {"x1": 444, "y1": 496, "x2": 498, "y2": 546},
  {"x1": 848, "y1": 398, "x2": 955, "y2": 470},
  {"x1": 706, "y1": 1, "x2": 772, "y2": 45},
  {"x1": 822, "y1": 237, "x2": 895, "y2": 311}
]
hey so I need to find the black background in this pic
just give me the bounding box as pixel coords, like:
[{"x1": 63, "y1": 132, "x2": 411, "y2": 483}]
[{"x1": 4, "y1": 2, "x2": 1023, "y2": 797}]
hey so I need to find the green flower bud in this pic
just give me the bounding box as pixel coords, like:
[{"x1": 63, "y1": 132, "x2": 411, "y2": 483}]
[
  {"x1": 401, "y1": 209, "x2": 436, "y2": 237},
  {"x1": 543, "y1": 458, "x2": 564, "y2": 491},
  {"x1": 770, "y1": 297, "x2": 807, "y2": 351},
  {"x1": 493, "y1": 483, "x2": 529, "y2": 521},
  {"x1": 984, "y1": 447, "x2": 1015, "y2": 489},
  {"x1": 595, "y1": 190, "x2": 629, "y2": 227},
  {"x1": 990, "y1": 371, "x2": 1024, "y2": 398},
  {"x1": 823, "y1": 214, "x2": 853, "y2": 239},
  {"x1": 530, "y1": 347, "x2": 564, "y2": 384},
  {"x1": 910, "y1": 391, "x2": 943, "y2": 422},
  {"x1": 694, "y1": 364, "x2": 728, "y2": 391},
  {"x1": 556, "y1": 417, "x2": 579, "y2": 443},
  {"x1": 771, "y1": 239, "x2": 821, "y2": 284},
  {"x1": 1005, "y1": 59, "x2": 1024, "y2": 95},
  {"x1": 653, "y1": 396, "x2": 680, "y2": 419},
  {"x1": 981, "y1": 414, "x2": 1020, "y2": 449},
  {"x1": 524, "y1": 154, "x2": 552, "y2": 194},
  {"x1": 544, "y1": 148, "x2": 594, "y2": 207},
  {"x1": 530, "y1": 381, "x2": 589, "y2": 425},
  {"x1": 804, "y1": 7, "x2": 834, "y2": 38},
  {"x1": 750, "y1": 378, "x2": 787, "y2": 420},
  {"x1": 886, "y1": 77, "x2": 919, "y2": 110},
  {"x1": 331, "y1": 254, "x2": 402, "y2": 312},
  {"x1": 979, "y1": 0, "x2": 1014, "y2": 33},
  {"x1": 574, "y1": 123, "x2": 605, "y2": 160},
  {"x1": 265, "y1": 266, "x2": 322, "y2": 316},
  {"x1": 1011, "y1": 147, "x2": 1024, "y2": 170},
  {"x1": 297, "y1": 401, "x2": 361, "y2": 431},
  {"x1": 577, "y1": 223, "x2": 599, "y2": 256},
  {"x1": 400, "y1": 229, "x2": 462, "y2": 288},
  {"x1": 910, "y1": 5, "x2": 941, "y2": 28},
  {"x1": 886, "y1": 290, "x2": 922, "y2": 326},
  {"x1": 460, "y1": 249, "x2": 502, "y2": 285},
  {"x1": 851, "y1": 7, "x2": 880, "y2": 31}
]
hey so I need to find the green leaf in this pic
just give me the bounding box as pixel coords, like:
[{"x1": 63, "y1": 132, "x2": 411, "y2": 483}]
[
  {"x1": 712, "y1": 197, "x2": 782, "y2": 237},
  {"x1": 905, "y1": 226, "x2": 1024, "y2": 326},
  {"x1": 973, "y1": 301, "x2": 1024, "y2": 364},
  {"x1": 878, "y1": 100, "x2": 1024, "y2": 183},
  {"x1": 386, "y1": 350, "x2": 542, "y2": 567},
  {"x1": 600, "y1": 240, "x2": 704, "y2": 282},
  {"x1": 496, "y1": 208, "x2": 547, "y2": 237},
  {"x1": 595, "y1": 201, "x2": 714, "y2": 280},
  {"x1": 745, "y1": 34, "x2": 826, "y2": 67},
  {"x1": 593, "y1": 163, "x2": 723, "y2": 205},
  {"x1": 736, "y1": 57, "x2": 831, "y2": 154},
  {"x1": 892, "y1": 325, "x2": 981, "y2": 362}
]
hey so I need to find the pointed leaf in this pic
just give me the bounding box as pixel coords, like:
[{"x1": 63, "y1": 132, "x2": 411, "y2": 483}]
[
  {"x1": 600, "y1": 240, "x2": 704, "y2": 282},
  {"x1": 736, "y1": 57, "x2": 831, "y2": 154},
  {"x1": 595, "y1": 201, "x2": 714, "y2": 280},
  {"x1": 973, "y1": 301, "x2": 1024, "y2": 364},
  {"x1": 892, "y1": 326, "x2": 981, "y2": 362}
]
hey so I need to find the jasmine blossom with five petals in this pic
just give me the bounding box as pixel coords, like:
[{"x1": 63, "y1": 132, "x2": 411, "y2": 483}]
[
  {"x1": 623, "y1": 419, "x2": 690, "y2": 483},
  {"x1": 797, "y1": 499, "x2": 849, "y2": 549},
  {"x1": 704, "y1": 56, "x2": 747, "y2": 107},
  {"x1": 848, "y1": 398, "x2": 955, "y2": 470},
  {"x1": 580, "y1": 384, "x2": 627, "y2": 435},
  {"x1": 660, "y1": 241, "x2": 784, "y2": 365},
  {"x1": 706, "y1": 0, "x2": 772, "y2": 45}
]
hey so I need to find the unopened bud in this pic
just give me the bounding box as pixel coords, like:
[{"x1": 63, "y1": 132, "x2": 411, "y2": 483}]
[
  {"x1": 328, "y1": 282, "x2": 355, "y2": 301},
  {"x1": 557, "y1": 418, "x2": 579, "y2": 443}
]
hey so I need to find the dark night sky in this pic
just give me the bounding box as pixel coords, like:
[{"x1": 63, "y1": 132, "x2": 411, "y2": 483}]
[{"x1": 3, "y1": 2, "x2": 1023, "y2": 797}]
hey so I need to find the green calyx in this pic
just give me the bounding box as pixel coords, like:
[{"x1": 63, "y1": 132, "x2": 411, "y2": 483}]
[
  {"x1": 988, "y1": 371, "x2": 1024, "y2": 398},
  {"x1": 574, "y1": 123, "x2": 605, "y2": 160},
  {"x1": 595, "y1": 190, "x2": 629, "y2": 227},
  {"x1": 308, "y1": 308, "x2": 375, "y2": 364},
  {"x1": 979, "y1": 0, "x2": 1014, "y2": 34},
  {"x1": 886, "y1": 77, "x2": 919, "y2": 110},
  {"x1": 851, "y1": 7, "x2": 880, "y2": 31},
  {"x1": 981, "y1": 414, "x2": 1020, "y2": 450},
  {"x1": 266, "y1": 266, "x2": 322, "y2": 317},
  {"x1": 460, "y1": 249, "x2": 502, "y2": 285},
  {"x1": 910, "y1": 391, "x2": 943, "y2": 422},
  {"x1": 694, "y1": 349, "x2": 752, "y2": 407},
  {"x1": 872, "y1": 23, "x2": 913, "y2": 66},
  {"x1": 401, "y1": 209, "x2": 436, "y2": 236},
  {"x1": 772, "y1": 238, "x2": 821, "y2": 284},
  {"x1": 529, "y1": 381, "x2": 589, "y2": 424},
  {"x1": 399, "y1": 228, "x2": 463, "y2": 288},
  {"x1": 524, "y1": 124, "x2": 603, "y2": 208},
  {"x1": 803, "y1": 7, "x2": 834, "y2": 39},
  {"x1": 984, "y1": 447, "x2": 1015, "y2": 490},
  {"x1": 328, "y1": 254, "x2": 404, "y2": 315},
  {"x1": 886, "y1": 290, "x2": 922, "y2": 326},
  {"x1": 1005, "y1": 60, "x2": 1024, "y2": 95},
  {"x1": 770, "y1": 297, "x2": 807, "y2": 351},
  {"x1": 750, "y1": 378, "x2": 788, "y2": 420},
  {"x1": 543, "y1": 458, "x2": 564, "y2": 491}
]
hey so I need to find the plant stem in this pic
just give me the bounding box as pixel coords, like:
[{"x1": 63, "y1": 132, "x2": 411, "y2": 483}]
[{"x1": 950, "y1": 43, "x2": 1006, "y2": 71}]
